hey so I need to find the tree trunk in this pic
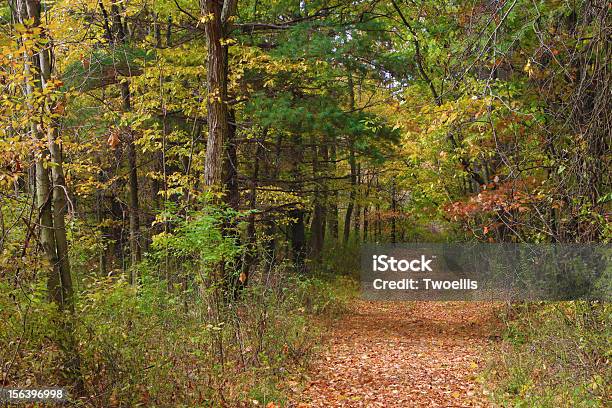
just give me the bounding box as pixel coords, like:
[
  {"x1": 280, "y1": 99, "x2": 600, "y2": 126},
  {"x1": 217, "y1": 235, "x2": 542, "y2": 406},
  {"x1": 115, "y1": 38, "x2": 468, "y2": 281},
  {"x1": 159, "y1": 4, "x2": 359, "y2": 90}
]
[
  {"x1": 47, "y1": 127, "x2": 75, "y2": 310},
  {"x1": 391, "y1": 179, "x2": 397, "y2": 243},
  {"x1": 328, "y1": 137, "x2": 339, "y2": 240},
  {"x1": 126, "y1": 127, "x2": 141, "y2": 280},
  {"x1": 17, "y1": 0, "x2": 84, "y2": 394},
  {"x1": 223, "y1": 109, "x2": 240, "y2": 209},
  {"x1": 202, "y1": 0, "x2": 229, "y2": 188},
  {"x1": 309, "y1": 140, "x2": 324, "y2": 263},
  {"x1": 262, "y1": 132, "x2": 282, "y2": 270},
  {"x1": 290, "y1": 133, "x2": 306, "y2": 269},
  {"x1": 343, "y1": 72, "x2": 356, "y2": 244},
  {"x1": 354, "y1": 161, "x2": 361, "y2": 241},
  {"x1": 363, "y1": 205, "x2": 369, "y2": 242},
  {"x1": 109, "y1": 2, "x2": 141, "y2": 279},
  {"x1": 35, "y1": 158, "x2": 61, "y2": 303},
  {"x1": 241, "y1": 140, "x2": 262, "y2": 288}
]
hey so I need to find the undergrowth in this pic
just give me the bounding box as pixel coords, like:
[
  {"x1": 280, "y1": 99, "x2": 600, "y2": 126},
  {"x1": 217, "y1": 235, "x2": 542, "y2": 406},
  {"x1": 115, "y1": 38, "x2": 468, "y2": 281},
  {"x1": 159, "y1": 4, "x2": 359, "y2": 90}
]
[
  {"x1": 0, "y1": 267, "x2": 352, "y2": 407},
  {"x1": 485, "y1": 301, "x2": 611, "y2": 407}
]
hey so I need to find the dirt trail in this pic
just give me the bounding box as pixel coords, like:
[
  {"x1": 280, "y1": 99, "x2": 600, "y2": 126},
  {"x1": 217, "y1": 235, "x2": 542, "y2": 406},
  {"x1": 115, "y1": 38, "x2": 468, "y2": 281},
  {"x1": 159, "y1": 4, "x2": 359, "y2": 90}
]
[{"x1": 297, "y1": 301, "x2": 500, "y2": 407}]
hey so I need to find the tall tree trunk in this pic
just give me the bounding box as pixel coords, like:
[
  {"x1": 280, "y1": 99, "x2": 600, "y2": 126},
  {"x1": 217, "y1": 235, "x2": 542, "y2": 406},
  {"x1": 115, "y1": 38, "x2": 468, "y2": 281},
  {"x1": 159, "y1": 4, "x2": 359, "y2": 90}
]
[
  {"x1": 95, "y1": 168, "x2": 107, "y2": 276},
  {"x1": 319, "y1": 141, "x2": 329, "y2": 244},
  {"x1": 328, "y1": 137, "x2": 339, "y2": 240},
  {"x1": 363, "y1": 205, "x2": 369, "y2": 242},
  {"x1": 223, "y1": 109, "x2": 239, "y2": 209},
  {"x1": 35, "y1": 158, "x2": 61, "y2": 303},
  {"x1": 353, "y1": 161, "x2": 361, "y2": 241},
  {"x1": 47, "y1": 127, "x2": 75, "y2": 310},
  {"x1": 241, "y1": 140, "x2": 262, "y2": 288},
  {"x1": 262, "y1": 132, "x2": 282, "y2": 270},
  {"x1": 109, "y1": 1, "x2": 141, "y2": 279},
  {"x1": 309, "y1": 140, "x2": 324, "y2": 263},
  {"x1": 126, "y1": 126, "x2": 141, "y2": 280},
  {"x1": 391, "y1": 179, "x2": 397, "y2": 243},
  {"x1": 375, "y1": 177, "x2": 381, "y2": 241},
  {"x1": 290, "y1": 133, "x2": 306, "y2": 270},
  {"x1": 343, "y1": 72, "x2": 356, "y2": 244},
  {"x1": 362, "y1": 173, "x2": 371, "y2": 243},
  {"x1": 166, "y1": 16, "x2": 173, "y2": 46},
  {"x1": 202, "y1": 0, "x2": 239, "y2": 296},
  {"x1": 223, "y1": 108, "x2": 242, "y2": 295},
  {"x1": 202, "y1": 0, "x2": 230, "y2": 188},
  {"x1": 17, "y1": 0, "x2": 84, "y2": 394}
]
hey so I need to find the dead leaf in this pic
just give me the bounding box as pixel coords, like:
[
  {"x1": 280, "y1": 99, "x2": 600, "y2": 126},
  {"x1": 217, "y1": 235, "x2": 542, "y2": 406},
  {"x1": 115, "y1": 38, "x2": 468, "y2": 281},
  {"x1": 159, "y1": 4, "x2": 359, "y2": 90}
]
[{"x1": 107, "y1": 130, "x2": 120, "y2": 149}]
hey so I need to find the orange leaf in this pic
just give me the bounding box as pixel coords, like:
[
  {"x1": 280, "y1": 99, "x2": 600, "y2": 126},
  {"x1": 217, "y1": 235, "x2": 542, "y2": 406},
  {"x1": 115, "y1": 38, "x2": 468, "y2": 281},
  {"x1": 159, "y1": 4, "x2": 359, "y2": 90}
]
[{"x1": 107, "y1": 131, "x2": 120, "y2": 149}]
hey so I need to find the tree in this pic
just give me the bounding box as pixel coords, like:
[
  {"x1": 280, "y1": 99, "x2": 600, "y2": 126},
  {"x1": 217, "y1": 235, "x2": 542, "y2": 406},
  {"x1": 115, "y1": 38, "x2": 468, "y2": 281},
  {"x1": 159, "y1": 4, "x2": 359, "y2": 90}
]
[{"x1": 14, "y1": 0, "x2": 83, "y2": 393}]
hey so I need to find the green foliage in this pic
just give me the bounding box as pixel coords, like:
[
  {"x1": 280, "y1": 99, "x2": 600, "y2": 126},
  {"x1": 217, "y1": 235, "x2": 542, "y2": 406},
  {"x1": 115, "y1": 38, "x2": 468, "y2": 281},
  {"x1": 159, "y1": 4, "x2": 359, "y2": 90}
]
[
  {"x1": 151, "y1": 198, "x2": 242, "y2": 266},
  {"x1": 1, "y1": 261, "x2": 349, "y2": 405},
  {"x1": 486, "y1": 302, "x2": 611, "y2": 407},
  {"x1": 62, "y1": 46, "x2": 154, "y2": 92},
  {"x1": 1, "y1": 0, "x2": 610, "y2": 405}
]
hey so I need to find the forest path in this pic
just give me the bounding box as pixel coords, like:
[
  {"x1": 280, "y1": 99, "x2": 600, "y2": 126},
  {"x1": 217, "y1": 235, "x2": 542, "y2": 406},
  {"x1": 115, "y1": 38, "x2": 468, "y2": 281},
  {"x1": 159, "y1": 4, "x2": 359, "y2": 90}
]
[{"x1": 296, "y1": 301, "x2": 500, "y2": 407}]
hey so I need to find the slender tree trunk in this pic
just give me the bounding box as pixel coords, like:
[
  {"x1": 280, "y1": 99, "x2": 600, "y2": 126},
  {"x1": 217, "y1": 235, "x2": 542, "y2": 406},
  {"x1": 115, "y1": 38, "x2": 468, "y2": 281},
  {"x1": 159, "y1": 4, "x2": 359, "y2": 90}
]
[
  {"x1": 343, "y1": 72, "x2": 356, "y2": 244},
  {"x1": 95, "y1": 170, "x2": 107, "y2": 276},
  {"x1": 166, "y1": 16, "x2": 173, "y2": 46},
  {"x1": 363, "y1": 205, "x2": 369, "y2": 242},
  {"x1": 223, "y1": 108, "x2": 242, "y2": 295},
  {"x1": 343, "y1": 142, "x2": 356, "y2": 244},
  {"x1": 223, "y1": 109, "x2": 239, "y2": 209},
  {"x1": 126, "y1": 127, "x2": 141, "y2": 278},
  {"x1": 328, "y1": 137, "x2": 339, "y2": 240},
  {"x1": 118, "y1": 78, "x2": 141, "y2": 282},
  {"x1": 362, "y1": 173, "x2": 371, "y2": 243},
  {"x1": 35, "y1": 158, "x2": 61, "y2": 303},
  {"x1": 241, "y1": 140, "x2": 262, "y2": 288},
  {"x1": 320, "y1": 141, "x2": 329, "y2": 244},
  {"x1": 309, "y1": 140, "x2": 324, "y2": 263},
  {"x1": 47, "y1": 127, "x2": 75, "y2": 309},
  {"x1": 263, "y1": 132, "x2": 282, "y2": 270},
  {"x1": 391, "y1": 179, "x2": 397, "y2": 243},
  {"x1": 354, "y1": 162, "x2": 361, "y2": 241},
  {"x1": 290, "y1": 133, "x2": 306, "y2": 269},
  {"x1": 17, "y1": 0, "x2": 84, "y2": 394},
  {"x1": 109, "y1": 2, "x2": 141, "y2": 279}
]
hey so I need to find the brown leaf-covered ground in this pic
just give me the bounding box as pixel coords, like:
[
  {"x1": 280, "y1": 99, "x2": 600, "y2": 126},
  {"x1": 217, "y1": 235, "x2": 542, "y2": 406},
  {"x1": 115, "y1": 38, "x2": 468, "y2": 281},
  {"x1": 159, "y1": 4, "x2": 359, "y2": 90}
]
[{"x1": 295, "y1": 301, "x2": 501, "y2": 407}]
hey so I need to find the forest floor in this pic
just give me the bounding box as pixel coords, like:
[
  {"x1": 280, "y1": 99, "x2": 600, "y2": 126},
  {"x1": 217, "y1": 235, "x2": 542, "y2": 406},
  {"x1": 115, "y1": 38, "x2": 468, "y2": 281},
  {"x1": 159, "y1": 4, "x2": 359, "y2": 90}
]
[{"x1": 295, "y1": 300, "x2": 502, "y2": 407}]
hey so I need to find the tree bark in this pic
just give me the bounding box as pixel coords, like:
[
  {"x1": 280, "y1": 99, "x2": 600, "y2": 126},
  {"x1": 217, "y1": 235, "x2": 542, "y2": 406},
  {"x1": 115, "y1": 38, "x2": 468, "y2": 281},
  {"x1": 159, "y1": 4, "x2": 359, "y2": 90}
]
[
  {"x1": 223, "y1": 109, "x2": 240, "y2": 209},
  {"x1": 202, "y1": 0, "x2": 229, "y2": 188},
  {"x1": 290, "y1": 133, "x2": 306, "y2": 269},
  {"x1": 17, "y1": 0, "x2": 84, "y2": 394},
  {"x1": 353, "y1": 161, "x2": 361, "y2": 241},
  {"x1": 109, "y1": 1, "x2": 141, "y2": 278},
  {"x1": 241, "y1": 140, "x2": 262, "y2": 288},
  {"x1": 262, "y1": 132, "x2": 282, "y2": 270},
  {"x1": 343, "y1": 72, "x2": 356, "y2": 244},
  {"x1": 391, "y1": 179, "x2": 397, "y2": 243},
  {"x1": 309, "y1": 140, "x2": 324, "y2": 263},
  {"x1": 328, "y1": 137, "x2": 339, "y2": 239}
]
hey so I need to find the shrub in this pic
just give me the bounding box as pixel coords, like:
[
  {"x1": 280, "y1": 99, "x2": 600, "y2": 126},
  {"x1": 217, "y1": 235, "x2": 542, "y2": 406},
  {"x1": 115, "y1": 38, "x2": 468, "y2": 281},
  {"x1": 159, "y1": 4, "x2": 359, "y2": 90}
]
[{"x1": 486, "y1": 302, "x2": 611, "y2": 407}]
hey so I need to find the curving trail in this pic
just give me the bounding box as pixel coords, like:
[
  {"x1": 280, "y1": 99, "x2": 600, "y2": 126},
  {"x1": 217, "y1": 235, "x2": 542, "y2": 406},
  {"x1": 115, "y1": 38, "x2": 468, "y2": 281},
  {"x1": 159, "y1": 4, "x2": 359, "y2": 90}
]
[{"x1": 296, "y1": 301, "x2": 500, "y2": 407}]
